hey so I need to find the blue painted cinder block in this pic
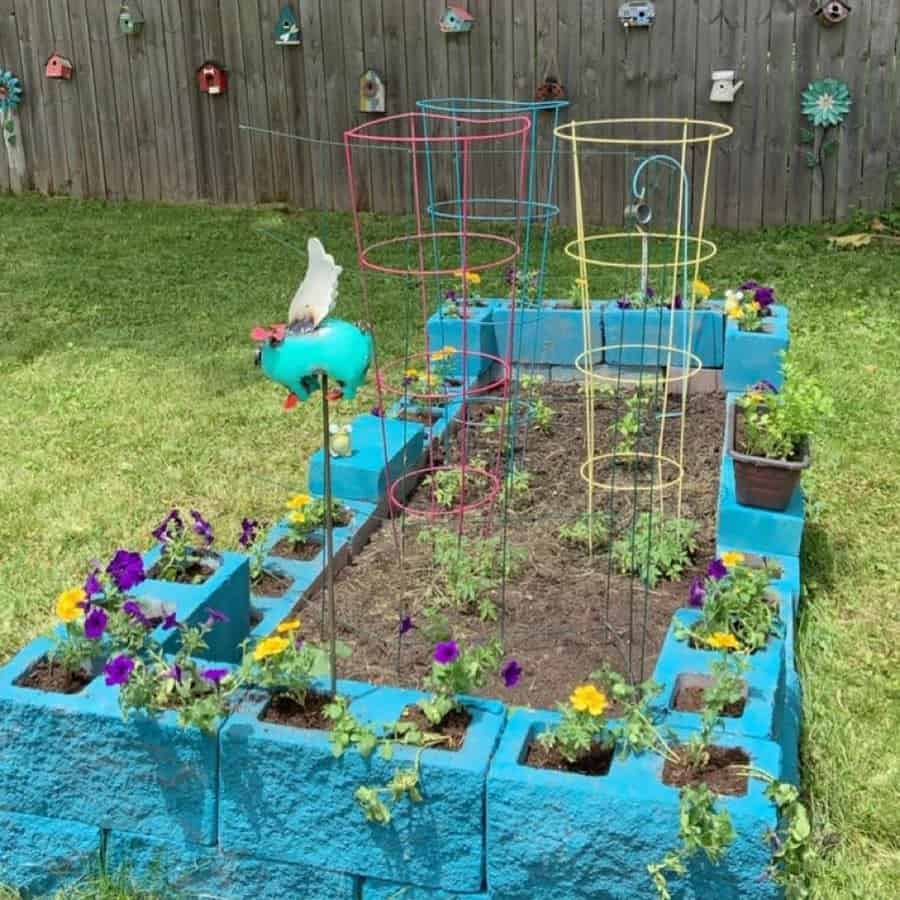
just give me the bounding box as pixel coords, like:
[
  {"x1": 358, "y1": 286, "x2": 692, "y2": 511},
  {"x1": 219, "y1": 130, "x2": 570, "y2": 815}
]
[
  {"x1": 493, "y1": 300, "x2": 604, "y2": 368},
  {"x1": 0, "y1": 637, "x2": 221, "y2": 844},
  {"x1": 129, "y1": 548, "x2": 250, "y2": 665},
  {"x1": 487, "y1": 708, "x2": 782, "y2": 900},
  {"x1": 427, "y1": 303, "x2": 497, "y2": 378},
  {"x1": 0, "y1": 809, "x2": 101, "y2": 897},
  {"x1": 362, "y1": 878, "x2": 490, "y2": 899},
  {"x1": 220, "y1": 682, "x2": 506, "y2": 891},
  {"x1": 778, "y1": 668, "x2": 802, "y2": 786},
  {"x1": 106, "y1": 831, "x2": 357, "y2": 900},
  {"x1": 723, "y1": 305, "x2": 790, "y2": 393},
  {"x1": 718, "y1": 455, "x2": 805, "y2": 558},
  {"x1": 651, "y1": 609, "x2": 787, "y2": 744},
  {"x1": 603, "y1": 306, "x2": 725, "y2": 368},
  {"x1": 309, "y1": 413, "x2": 426, "y2": 506}
]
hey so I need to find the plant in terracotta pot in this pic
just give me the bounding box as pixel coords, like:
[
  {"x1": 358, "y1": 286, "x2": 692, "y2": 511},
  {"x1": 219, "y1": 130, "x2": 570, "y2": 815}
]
[{"x1": 727, "y1": 358, "x2": 832, "y2": 510}]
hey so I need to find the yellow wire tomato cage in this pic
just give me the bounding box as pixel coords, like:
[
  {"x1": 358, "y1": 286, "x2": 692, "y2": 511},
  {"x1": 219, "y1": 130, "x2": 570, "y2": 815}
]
[{"x1": 555, "y1": 117, "x2": 732, "y2": 537}]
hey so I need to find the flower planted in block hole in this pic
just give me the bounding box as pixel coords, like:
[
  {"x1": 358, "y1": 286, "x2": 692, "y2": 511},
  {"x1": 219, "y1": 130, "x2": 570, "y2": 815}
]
[
  {"x1": 238, "y1": 518, "x2": 294, "y2": 598},
  {"x1": 272, "y1": 493, "x2": 352, "y2": 561},
  {"x1": 675, "y1": 555, "x2": 780, "y2": 653},
  {"x1": 724, "y1": 281, "x2": 777, "y2": 332},
  {"x1": 728, "y1": 357, "x2": 832, "y2": 510},
  {"x1": 151, "y1": 508, "x2": 217, "y2": 584}
]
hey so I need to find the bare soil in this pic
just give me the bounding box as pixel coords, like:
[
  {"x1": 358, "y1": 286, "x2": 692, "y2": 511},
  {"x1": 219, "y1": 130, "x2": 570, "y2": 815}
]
[
  {"x1": 260, "y1": 691, "x2": 333, "y2": 729},
  {"x1": 18, "y1": 658, "x2": 93, "y2": 694},
  {"x1": 525, "y1": 739, "x2": 615, "y2": 776},
  {"x1": 662, "y1": 745, "x2": 750, "y2": 796}
]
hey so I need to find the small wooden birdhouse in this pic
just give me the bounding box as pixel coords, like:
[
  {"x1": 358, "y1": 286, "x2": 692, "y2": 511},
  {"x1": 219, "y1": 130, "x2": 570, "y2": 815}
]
[
  {"x1": 274, "y1": 4, "x2": 301, "y2": 45},
  {"x1": 710, "y1": 70, "x2": 744, "y2": 103},
  {"x1": 359, "y1": 68, "x2": 385, "y2": 113},
  {"x1": 440, "y1": 5, "x2": 475, "y2": 34},
  {"x1": 118, "y1": 3, "x2": 145, "y2": 36},
  {"x1": 45, "y1": 53, "x2": 74, "y2": 80},
  {"x1": 535, "y1": 77, "x2": 567, "y2": 102},
  {"x1": 197, "y1": 61, "x2": 228, "y2": 96},
  {"x1": 813, "y1": 1, "x2": 851, "y2": 26},
  {"x1": 618, "y1": 1, "x2": 655, "y2": 27}
]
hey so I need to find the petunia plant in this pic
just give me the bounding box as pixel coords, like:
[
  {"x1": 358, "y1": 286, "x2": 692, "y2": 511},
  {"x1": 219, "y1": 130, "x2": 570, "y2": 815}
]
[
  {"x1": 151, "y1": 508, "x2": 216, "y2": 583},
  {"x1": 675, "y1": 553, "x2": 779, "y2": 653}
]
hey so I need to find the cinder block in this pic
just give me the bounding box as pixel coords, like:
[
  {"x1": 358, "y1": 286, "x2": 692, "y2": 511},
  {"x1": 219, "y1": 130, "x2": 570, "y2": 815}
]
[
  {"x1": 128, "y1": 549, "x2": 250, "y2": 665},
  {"x1": 309, "y1": 414, "x2": 425, "y2": 506},
  {"x1": 0, "y1": 809, "x2": 101, "y2": 897},
  {"x1": 723, "y1": 305, "x2": 789, "y2": 393},
  {"x1": 487, "y1": 708, "x2": 782, "y2": 900},
  {"x1": 106, "y1": 831, "x2": 357, "y2": 900},
  {"x1": 220, "y1": 682, "x2": 506, "y2": 891},
  {"x1": 362, "y1": 878, "x2": 489, "y2": 899},
  {"x1": 604, "y1": 306, "x2": 725, "y2": 369},
  {"x1": 717, "y1": 455, "x2": 805, "y2": 558},
  {"x1": 0, "y1": 637, "x2": 221, "y2": 844},
  {"x1": 651, "y1": 609, "x2": 787, "y2": 744},
  {"x1": 427, "y1": 303, "x2": 497, "y2": 377}
]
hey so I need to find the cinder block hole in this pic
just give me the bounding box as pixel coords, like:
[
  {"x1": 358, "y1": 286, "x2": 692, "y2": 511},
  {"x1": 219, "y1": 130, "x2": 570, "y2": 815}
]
[
  {"x1": 271, "y1": 536, "x2": 323, "y2": 562},
  {"x1": 14, "y1": 656, "x2": 98, "y2": 695},
  {"x1": 662, "y1": 745, "x2": 750, "y2": 796},
  {"x1": 671, "y1": 673, "x2": 747, "y2": 718},
  {"x1": 251, "y1": 569, "x2": 296, "y2": 599},
  {"x1": 522, "y1": 730, "x2": 615, "y2": 777}
]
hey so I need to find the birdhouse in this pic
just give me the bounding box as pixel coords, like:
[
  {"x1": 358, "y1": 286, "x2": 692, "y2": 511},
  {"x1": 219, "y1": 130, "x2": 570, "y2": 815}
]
[
  {"x1": 710, "y1": 70, "x2": 744, "y2": 103},
  {"x1": 118, "y1": 3, "x2": 145, "y2": 36},
  {"x1": 618, "y1": 1, "x2": 655, "y2": 27},
  {"x1": 440, "y1": 6, "x2": 475, "y2": 33},
  {"x1": 197, "y1": 61, "x2": 228, "y2": 96},
  {"x1": 535, "y1": 77, "x2": 567, "y2": 102},
  {"x1": 45, "y1": 53, "x2": 74, "y2": 80},
  {"x1": 359, "y1": 68, "x2": 385, "y2": 113},
  {"x1": 813, "y1": 1, "x2": 851, "y2": 26},
  {"x1": 274, "y1": 4, "x2": 301, "y2": 45}
]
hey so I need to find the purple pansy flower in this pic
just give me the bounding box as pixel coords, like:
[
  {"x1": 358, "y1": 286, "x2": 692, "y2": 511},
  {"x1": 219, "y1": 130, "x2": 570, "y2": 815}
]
[
  {"x1": 645, "y1": 286, "x2": 655, "y2": 299},
  {"x1": 190, "y1": 510, "x2": 214, "y2": 546},
  {"x1": 500, "y1": 659, "x2": 523, "y2": 688},
  {"x1": 167, "y1": 663, "x2": 182, "y2": 683},
  {"x1": 152, "y1": 509, "x2": 183, "y2": 543},
  {"x1": 673, "y1": 294, "x2": 684, "y2": 310},
  {"x1": 106, "y1": 550, "x2": 145, "y2": 592},
  {"x1": 740, "y1": 280, "x2": 760, "y2": 292},
  {"x1": 754, "y1": 286, "x2": 775, "y2": 308},
  {"x1": 433, "y1": 641, "x2": 460, "y2": 665},
  {"x1": 444, "y1": 288, "x2": 458, "y2": 303},
  {"x1": 84, "y1": 568, "x2": 103, "y2": 598},
  {"x1": 688, "y1": 576, "x2": 706, "y2": 608},
  {"x1": 104, "y1": 655, "x2": 135, "y2": 687},
  {"x1": 399, "y1": 615, "x2": 414, "y2": 636},
  {"x1": 751, "y1": 379, "x2": 777, "y2": 394},
  {"x1": 162, "y1": 611, "x2": 179, "y2": 630},
  {"x1": 84, "y1": 607, "x2": 108, "y2": 640},
  {"x1": 201, "y1": 668, "x2": 229, "y2": 686},
  {"x1": 205, "y1": 607, "x2": 229, "y2": 627},
  {"x1": 504, "y1": 267, "x2": 516, "y2": 286},
  {"x1": 370, "y1": 405, "x2": 385, "y2": 418},
  {"x1": 616, "y1": 296, "x2": 632, "y2": 310},
  {"x1": 238, "y1": 517, "x2": 259, "y2": 549},
  {"x1": 707, "y1": 558, "x2": 728, "y2": 581},
  {"x1": 122, "y1": 600, "x2": 153, "y2": 629}
]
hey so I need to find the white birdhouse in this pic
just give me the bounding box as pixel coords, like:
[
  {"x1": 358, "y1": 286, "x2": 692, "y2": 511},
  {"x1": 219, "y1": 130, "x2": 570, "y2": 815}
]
[{"x1": 710, "y1": 70, "x2": 743, "y2": 104}]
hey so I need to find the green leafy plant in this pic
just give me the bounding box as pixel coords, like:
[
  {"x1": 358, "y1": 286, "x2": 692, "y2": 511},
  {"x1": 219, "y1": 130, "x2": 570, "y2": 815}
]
[
  {"x1": 612, "y1": 514, "x2": 698, "y2": 588},
  {"x1": 763, "y1": 779, "x2": 816, "y2": 899},
  {"x1": 736, "y1": 358, "x2": 832, "y2": 460},
  {"x1": 558, "y1": 513, "x2": 609, "y2": 552},
  {"x1": 150, "y1": 508, "x2": 216, "y2": 583},
  {"x1": 538, "y1": 682, "x2": 614, "y2": 763},
  {"x1": 419, "y1": 639, "x2": 503, "y2": 725},
  {"x1": 423, "y1": 468, "x2": 464, "y2": 510},
  {"x1": 610, "y1": 387, "x2": 655, "y2": 459},
  {"x1": 504, "y1": 467, "x2": 531, "y2": 505},
  {"x1": 284, "y1": 493, "x2": 350, "y2": 546}
]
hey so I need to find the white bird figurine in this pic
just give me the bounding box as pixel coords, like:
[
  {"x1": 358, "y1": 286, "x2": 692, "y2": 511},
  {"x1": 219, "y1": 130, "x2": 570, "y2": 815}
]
[{"x1": 288, "y1": 237, "x2": 343, "y2": 333}]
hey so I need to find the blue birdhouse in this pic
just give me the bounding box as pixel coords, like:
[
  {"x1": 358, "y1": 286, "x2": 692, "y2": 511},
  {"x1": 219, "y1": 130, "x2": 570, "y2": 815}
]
[
  {"x1": 274, "y1": 4, "x2": 302, "y2": 46},
  {"x1": 440, "y1": 5, "x2": 475, "y2": 34}
]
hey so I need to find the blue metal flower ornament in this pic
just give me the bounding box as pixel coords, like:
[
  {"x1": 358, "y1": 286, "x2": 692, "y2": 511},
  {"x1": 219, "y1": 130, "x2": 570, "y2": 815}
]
[{"x1": 0, "y1": 69, "x2": 23, "y2": 113}]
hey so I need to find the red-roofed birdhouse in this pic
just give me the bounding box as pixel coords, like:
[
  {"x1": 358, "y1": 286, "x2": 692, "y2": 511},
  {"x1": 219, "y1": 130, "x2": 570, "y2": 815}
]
[
  {"x1": 197, "y1": 61, "x2": 227, "y2": 96},
  {"x1": 45, "y1": 53, "x2": 74, "y2": 80},
  {"x1": 440, "y1": 6, "x2": 474, "y2": 33},
  {"x1": 813, "y1": 1, "x2": 851, "y2": 26}
]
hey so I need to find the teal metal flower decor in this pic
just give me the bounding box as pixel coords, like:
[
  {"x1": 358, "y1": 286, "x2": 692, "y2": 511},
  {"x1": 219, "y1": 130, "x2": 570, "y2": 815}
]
[
  {"x1": 801, "y1": 78, "x2": 851, "y2": 128},
  {"x1": 0, "y1": 68, "x2": 23, "y2": 113}
]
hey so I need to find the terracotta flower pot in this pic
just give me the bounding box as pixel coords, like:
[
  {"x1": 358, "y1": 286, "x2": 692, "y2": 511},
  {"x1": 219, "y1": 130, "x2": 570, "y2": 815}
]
[{"x1": 726, "y1": 403, "x2": 809, "y2": 511}]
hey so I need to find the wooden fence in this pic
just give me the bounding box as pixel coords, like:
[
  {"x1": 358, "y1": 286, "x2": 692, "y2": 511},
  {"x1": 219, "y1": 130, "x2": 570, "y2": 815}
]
[{"x1": 0, "y1": 1, "x2": 897, "y2": 227}]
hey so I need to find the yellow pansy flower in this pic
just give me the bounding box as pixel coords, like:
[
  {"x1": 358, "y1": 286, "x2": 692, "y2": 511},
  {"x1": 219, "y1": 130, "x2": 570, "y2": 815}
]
[
  {"x1": 253, "y1": 636, "x2": 290, "y2": 662},
  {"x1": 453, "y1": 269, "x2": 481, "y2": 285},
  {"x1": 289, "y1": 511, "x2": 307, "y2": 525},
  {"x1": 721, "y1": 550, "x2": 745, "y2": 568},
  {"x1": 749, "y1": 300, "x2": 761, "y2": 312},
  {"x1": 727, "y1": 305, "x2": 745, "y2": 320},
  {"x1": 276, "y1": 619, "x2": 301, "y2": 634},
  {"x1": 56, "y1": 587, "x2": 86, "y2": 623},
  {"x1": 286, "y1": 493, "x2": 311, "y2": 509},
  {"x1": 692, "y1": 279, "x2": 712, "y2": 300},
  {"x1": 706, "y1": 632, "x2": 741, "y2": 651},
  {"x1": 404, "y1": 368, "x2": 421, "y2": 378},
  {"x1": 431, "y1": 346, "x2": 457, "y2": 362},
  {"x1": 570, "y1": 684, "x2": 608, "y2": 717}
]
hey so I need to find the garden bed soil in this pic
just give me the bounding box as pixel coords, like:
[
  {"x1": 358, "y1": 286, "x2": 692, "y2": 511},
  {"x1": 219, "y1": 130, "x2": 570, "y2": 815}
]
[
  {"x1": 399, "y1": 409, "x2": 441, "y2": 426},
  {"x1": 261, "y1": 691, "x2": 333, "y2": 730},
  {"x1": 662, "y1": 745, "x2": 750, "y2": 796},
  {"x1": 18, "y1": 658, "x2": 93, "y2": 694},
  {"x1": 524, "y1": 739, "x2": 615, "y2": 777},
  {"x1": 398, "y1": 705, "x2": 471, "y2": 751},
  {"x1": 673, "y1": 682, "x2": 746, "y2": 718},
  {"x1": 300, "y1": 383, "x2": 726, "y2": 710},
  {"x1": 272, "y1": 538, "x2": 321, "y2": 561},
  {"x1": 253, "y1": 570, "x2": 295, "y2": 598}
]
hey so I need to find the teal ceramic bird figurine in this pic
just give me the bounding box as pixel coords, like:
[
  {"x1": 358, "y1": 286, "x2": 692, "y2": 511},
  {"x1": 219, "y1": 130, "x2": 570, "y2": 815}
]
[
  {"x1": 252, "y1": 238, "x2": 373, "y2": 408},
  {"x1": 329, "y1": 423, "x2": 353, "y2": 458}
]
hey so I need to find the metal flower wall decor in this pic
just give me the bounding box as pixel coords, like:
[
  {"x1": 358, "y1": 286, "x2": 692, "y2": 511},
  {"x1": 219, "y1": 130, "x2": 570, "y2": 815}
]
[
  {"x1": 0, "y1": 68, "x2": 23, "y2": 113},
  {"x1": 798, "y1": 78, "x2": 851, "y2": 172}
]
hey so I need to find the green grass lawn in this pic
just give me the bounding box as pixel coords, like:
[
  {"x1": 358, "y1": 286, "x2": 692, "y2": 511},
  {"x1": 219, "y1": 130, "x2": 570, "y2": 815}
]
[{"x1": 1, "y1": 194, "x2": 899, "y2": 898}]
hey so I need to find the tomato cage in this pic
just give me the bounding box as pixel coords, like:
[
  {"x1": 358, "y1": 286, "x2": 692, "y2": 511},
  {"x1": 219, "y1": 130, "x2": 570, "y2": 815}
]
[
  {"x1": 344, "y1": 111, "x2": 532, "y2": 525},
  {"x1": 554, "y1": 117, "x2": 733, "y2": 682}
]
